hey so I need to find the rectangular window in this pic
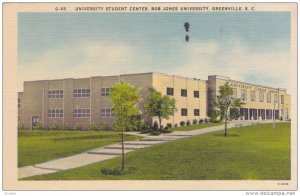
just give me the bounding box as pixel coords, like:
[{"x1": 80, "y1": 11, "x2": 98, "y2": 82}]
[
  {"x1": 250, "y1": 91, "x2": 256, "y2": 102},
  {"x1": 267, "y1": 93, "x2": 271, "y2": 103},
  {"x1": 18, "y1": 116, "x2": 20, "y2": 121},
  {"x1": 101, "y1": 88, "x2": 110, "y2": 97},
  {"x1": 232, "y1": 88, "x2": 237, "y2": 98},
  {"x1": 181, "y1": 108, "x2": 188, "y2": 116},
  {"x1": 73, "y1": 108, "x2": 90, "y2": 118},
  {"x1": 241, "y1": 90, "x2": 247, "y2": 101},
  {"x1": 18, "y1": 98, "x2": 20, "y2": 108},
  {"x1": 48, "y1": 89, "x2": 64, "y2": 99},
  {"x1": 48, "y1": 109, "x2": 63, "y2": 118},
  {"x1": 281, "y1": 95, "x2": 284, "y2": 104},
  {"x1": 101, "y1": 108, "x2": 114, "y2": 117},
  {"x1": 181, "y1": 89, "x2": 187, "y2": 97},
  {"x1": 194, "y1": 91, "x2": 199, "y2": 98},
  {"x1": 166, "y1": 87, "x2": 174, "y2": 96},
  {"x1": 274, "y1": 94, "x2": 278, "y2": 103},
  {"x1": 259, "y1": 92, "x2": 264, "y2": 102},
  {"x1": 73, "y1": 89, "x2": 90, "y2": 98},
  {"x1": 194, "y1": 109, "x2": 200, "y2": 116}
]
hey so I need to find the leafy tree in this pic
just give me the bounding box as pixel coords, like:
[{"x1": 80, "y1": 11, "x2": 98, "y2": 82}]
[
  {"x1": 212, "y1": 82, "x2": 244, "y2": 136},
  {"x1": 144, "y1": 88, "x2": 177, "y2": 130},
  {"x1": 108, "y1": 82, "x2": 140, "y2": 175}
]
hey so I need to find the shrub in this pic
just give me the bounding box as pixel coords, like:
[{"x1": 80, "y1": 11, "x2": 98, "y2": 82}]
[
  {"x1": 88, "y1": 122, "x2": 98, "y2": 131},
  {"x1": 179, "y1": 121, "x2": 185, "y2": 127},
  {"x1": 18, "y1": 123, "x2": 26, "y2": 130},
  {"x1": 61, "y1": 122, "x2": 68, "y2": 130},
  {"x1": 192, "y1": 119, "x2": 197, "y2": 125},
  {"x1": 204, "y1": 118, "x2": 209, "y2": 123},
  {"x1": 49, "y1": 121, "x2": 58, "y2": 130},
  {"x1": 101, "y1": 167, "x2": 137, "y2": 176},
  {"x1": 166, "y1": 123, "x2": 173, "y2": 129},
  {"x1": 199, "y1": 119, "x2": 204, "y2": 124},
  {"x1": 186, "y1": 120, "x2": 191, "y2": 126},
  {"x1": 151, "y1": 130, "x2": 161, "y2": 135},
  {"x1": 152, "y1": 121, "x2": 159, "y2": 131},
  {"x1": 174, "y1": 123, "x2": 178, "y2": 127},
  {"x1": 73, "y1": 122, "x2": 81, "y2": 131},
  {"x1": 33, "y1": 122, "x2": 42, "y2": 130},
  {"x1": 280, "y1": 116, "x2": 283, "y2": 121},
  {"x1": 98, "y1": 123, "x2": 109, "y2": 131}
]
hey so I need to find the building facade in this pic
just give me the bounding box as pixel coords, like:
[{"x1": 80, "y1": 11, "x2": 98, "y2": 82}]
[
  {"x1": 207, "y1": 75, "x2": 291, "y2": 121},
  {"x1": 18, "y1": 73, "x2": 291, "y2": 130},
  {"x1": 17, "y1": 72, "x2": 207, "y2": 130}
]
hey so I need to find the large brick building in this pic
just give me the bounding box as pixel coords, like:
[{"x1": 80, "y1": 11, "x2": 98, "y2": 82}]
[{"x1": 17, "y1": 72, "x2": 291, "y2": 130}]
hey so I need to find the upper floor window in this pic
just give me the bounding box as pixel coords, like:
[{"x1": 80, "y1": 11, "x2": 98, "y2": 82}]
[
  {"x1": 232, "y1": 88, "x2": 237, "y2": 98},
  {"x1": 181, "y1": 108, "x2": 188, "y2": 116},
  {"x1": 101, "y1": 108, "x2": 114, "y2": 117},
  {"x1": 274, "y1": 94, "x2": 278, "y2": 103},
  {"x1": 250, "y1": 91, "x2": 256, "y2": 102},
  {"x1": 166, "y1": 87, "x2": 174, "y2": 96},
  {"x1": 18, "y1": 98, "x2": 20, "y2": 108},
  {"x1": 48, "y1": 109, "x2": 63, "y2": 118},
  {"x1": 267, "y1": 93, "x2": 271, "y2": 103},
  {"x1": 194, "y1": 91, "x2": 199, "y2": 98},
  {"x1": 73, "y1": 89, "x2": 90, "y2": 98},
  {"x1": 241, "y1": 89, "x2": 247, "y2": 101},
  {"x1": 181, "y1": 89, "x2": 187, "y2": 97},
  {"x1": 281, "y1": 95, "x2": 284, "y2": 104},
  {"x1": 73, "y1": 108, "x2": 90, "y2": 118},
  {"x1": 48, "y1": 90, "x2": 63, "y2": 99},
  {"x1": 259, "y1": 92, "x2": 264, "y2": 102},
  {"x1": 101, "y1": 88, "x2": 110, "y2": 97}
]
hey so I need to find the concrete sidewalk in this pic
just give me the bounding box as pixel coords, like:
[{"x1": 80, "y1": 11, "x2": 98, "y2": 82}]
[{"x1": 18, "y1": 120, "x2": 271, "y2": 179}]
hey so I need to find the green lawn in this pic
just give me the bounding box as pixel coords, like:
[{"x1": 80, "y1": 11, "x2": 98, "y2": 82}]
[
  {"x1": 23, "y1": 123, "x2": 290, "y2": 180},
  {"x1": 18, "y1": 130, "x2": 140, "y2": 167},
  {"x1": 170, "y1": 121, "x2": 224, "y2": 131}
]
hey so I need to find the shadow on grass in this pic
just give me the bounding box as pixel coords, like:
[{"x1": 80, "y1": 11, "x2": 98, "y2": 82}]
[{"x1": 214, "y1": 133, "x2": 240, "y2": 137}]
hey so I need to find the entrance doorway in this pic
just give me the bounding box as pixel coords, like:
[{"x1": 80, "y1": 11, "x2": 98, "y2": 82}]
[{"x1": 31, "y1": 116, "x2": 40, "y2": 129}]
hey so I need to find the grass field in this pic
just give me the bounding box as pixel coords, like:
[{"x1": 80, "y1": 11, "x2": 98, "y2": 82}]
[
  {"x1": 23, "y1": 123, "x2": 290, "y2": 180},
  {"x1": 18, "y1": 130, "x2": 140, "y2": 167},
  {"x1": 170, "y1": 121, "x2": 224, "y2": 131}
]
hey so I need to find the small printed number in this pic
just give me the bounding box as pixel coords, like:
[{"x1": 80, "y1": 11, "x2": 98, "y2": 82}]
[
  {"x1": 278, "y1": 182, "x2": 289, "y2": 186},
  {"x1": 55, "y1": 7, "x2": 66, "y2": 11},
  {"x1": 5, "y1": 192, "x2": 16, "y2": 195}
]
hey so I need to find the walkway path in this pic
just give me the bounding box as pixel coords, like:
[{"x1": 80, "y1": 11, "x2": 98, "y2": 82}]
[{"x1": 18, "y1": 120, "x2": 271, "y2": 179}]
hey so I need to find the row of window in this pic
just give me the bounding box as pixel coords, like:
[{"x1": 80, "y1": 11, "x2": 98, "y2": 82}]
[
  {"x1": 48, "y1": 109, "x2": 63, "y2": 118},
  {"x1": 48, "y1": 90, "x2": 64, "y2": 98},
  {"x1": 181, "y1": 108, "x2": 200, "y2": 116},
  {"x1": 233, "y1": 89, "x2": 284, "y2": 104},
  {"x1": 47, "y1": 108, "x2": 114, "y2": 118},
  {"x1": 167, "y1": 87, "x2": 200, "y2": 98},
  {"x1": 47, "y1": 108, "x2": 201, "y2": 118}
]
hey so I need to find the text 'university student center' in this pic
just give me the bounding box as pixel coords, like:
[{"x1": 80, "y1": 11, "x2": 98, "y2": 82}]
[{"x1": 18, "y1": 72, "x2": 291, "y2": 130}]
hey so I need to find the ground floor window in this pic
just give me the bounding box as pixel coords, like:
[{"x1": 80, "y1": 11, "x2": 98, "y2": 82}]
[
  {"x1": 194, "y1": 109, "x2": 199, "y2": 116},
  {"x1": 73, "y1": 108, "x2": 90, "y2": 118},
  {"x1": 101, "y1": 108, "x2": 114, "y2": 117},
  {"x1": 48, "y1": 109, "x2": 63, "y2": 118},
  {"x1": 181, "y1": 108, "x2": 187, "y2": 116}
]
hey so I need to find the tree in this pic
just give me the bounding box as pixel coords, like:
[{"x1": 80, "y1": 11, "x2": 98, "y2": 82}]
[
  {"x1": 108, "y1": 82, "x2": 140, "y2": 175},
  {"x1": 144, "y1": 88, "x2": 177, "y2": 130},
  {"x1": 212, "y1": 82, "x2": 244, "y2": 137}
]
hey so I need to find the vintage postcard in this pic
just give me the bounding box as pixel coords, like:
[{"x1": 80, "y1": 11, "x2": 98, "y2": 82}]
[{"x1": 3, "y1": 2, "x2": 297, "y2": 191}]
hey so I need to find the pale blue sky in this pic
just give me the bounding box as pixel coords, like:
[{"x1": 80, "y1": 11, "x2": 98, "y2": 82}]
[{"x1": 18, "y1": 12, "x2": 291, "y2": 92}]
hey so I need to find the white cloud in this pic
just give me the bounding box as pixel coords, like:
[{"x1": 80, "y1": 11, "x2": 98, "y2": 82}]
[{"x1": 171, "y1": 39, "x2": 291, "y2": 92}]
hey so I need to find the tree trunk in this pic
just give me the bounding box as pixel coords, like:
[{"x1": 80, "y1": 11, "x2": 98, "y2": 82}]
[
  {"x1": 158, "y1": 116, "x2": 162, "y2": 131},
  {"x1": 121, "y1": 129, "x2": 125, "y2": 175},
  {"x1": 224, "y1": 111, "x2": 228, "y2": 137}
]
